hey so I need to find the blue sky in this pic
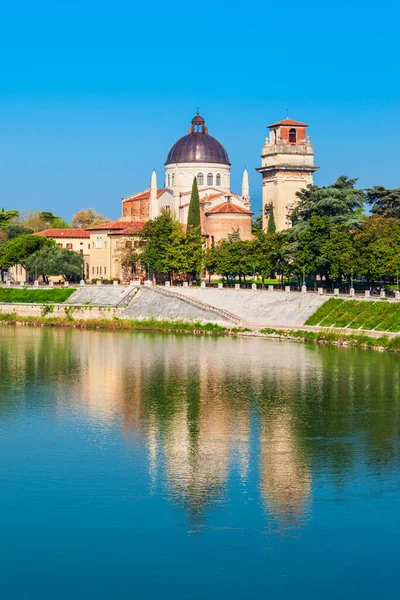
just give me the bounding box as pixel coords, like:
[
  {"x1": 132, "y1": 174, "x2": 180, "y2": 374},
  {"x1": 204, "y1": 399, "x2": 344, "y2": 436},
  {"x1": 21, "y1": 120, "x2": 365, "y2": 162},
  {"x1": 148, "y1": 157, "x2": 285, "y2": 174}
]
[{"x1": 0, "y1": 0, "x2": 399, "y2": 221}]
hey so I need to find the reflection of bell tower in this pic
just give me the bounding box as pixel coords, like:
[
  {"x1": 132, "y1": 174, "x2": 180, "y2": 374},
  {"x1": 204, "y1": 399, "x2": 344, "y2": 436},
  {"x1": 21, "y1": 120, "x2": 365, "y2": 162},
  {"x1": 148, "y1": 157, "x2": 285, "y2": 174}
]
[{"x1": 256, "y1": 117, "x2": 319, "y2": 232}]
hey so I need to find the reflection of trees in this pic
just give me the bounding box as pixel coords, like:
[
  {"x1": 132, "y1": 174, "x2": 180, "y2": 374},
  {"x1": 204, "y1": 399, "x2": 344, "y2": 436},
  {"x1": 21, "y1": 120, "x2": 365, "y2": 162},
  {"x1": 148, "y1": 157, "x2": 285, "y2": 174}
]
[{"x1": 0, "y1": 327, "x2": 81, "y2": 417}]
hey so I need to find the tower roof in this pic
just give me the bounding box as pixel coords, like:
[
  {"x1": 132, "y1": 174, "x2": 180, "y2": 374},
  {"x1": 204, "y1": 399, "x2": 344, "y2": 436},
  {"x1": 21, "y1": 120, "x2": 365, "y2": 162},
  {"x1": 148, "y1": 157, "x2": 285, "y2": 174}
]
[
  {"x1": 268, "y1": 118, "x2": 308, "y2": 128},
  {"x1": 165, "y1": 113, "x2": 230, "y2": 166}
]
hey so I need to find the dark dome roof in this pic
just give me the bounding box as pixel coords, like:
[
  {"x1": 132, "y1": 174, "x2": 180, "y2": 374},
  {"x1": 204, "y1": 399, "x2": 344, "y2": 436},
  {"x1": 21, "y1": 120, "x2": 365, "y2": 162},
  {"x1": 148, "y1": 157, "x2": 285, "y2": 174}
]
[{"x1": 165, "y1": 114, "x2": 230, "y2": 165}]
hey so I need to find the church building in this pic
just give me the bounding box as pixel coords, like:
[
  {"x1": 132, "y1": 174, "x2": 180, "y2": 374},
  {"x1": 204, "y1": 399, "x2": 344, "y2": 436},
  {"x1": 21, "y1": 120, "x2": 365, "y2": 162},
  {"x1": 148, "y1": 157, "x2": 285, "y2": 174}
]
[{"x1": 121, "y1": 112, "x2": 253, "y2": 244}]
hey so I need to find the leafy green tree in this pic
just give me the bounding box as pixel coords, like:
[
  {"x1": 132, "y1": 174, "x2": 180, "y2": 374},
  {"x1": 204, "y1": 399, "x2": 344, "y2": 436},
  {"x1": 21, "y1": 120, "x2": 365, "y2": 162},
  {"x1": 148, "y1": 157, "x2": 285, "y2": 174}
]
[
  {"x1": 140, "y1": 210, "x2": 182, "y2": 279},
  {"x1": 252, "y1": 232, "x2": 282, "y2": 283},
  {"x1": 320, "y1": 227, "x2": 356, "y2": 282},
  {"x1": 0, "y1": 234, "x2": 54, "y2": 271},
  {"x1": 0, "y1": 224, "x2": 34, "y2": 239},
  {"x1": 286, "y1": 214, "x2": 331, "y2": 282},
  {"x1": 267, "y1": 203, "x2": 276, "y2": 234},
  {"x1": 251, "y1": 215, "x2": 263, "y2": 235},
  {"x1": 366, "y1": 186, "x2": 400, "y2": 219},
  {"x1": 26, "y1": 246, "x2": 84, "y2": 282},
  {"x1": 291, "y1": 176, "x2": 365, "y2": 228},
  {"x1": 0, "y1": 208, "x2": 19, "y2": 224},
  {"x1": 187, "y1": 178, "x2": 201, "y2": 231},
  {"x1": 353, "y1": 216, "x2": 400, "y2": 281}
]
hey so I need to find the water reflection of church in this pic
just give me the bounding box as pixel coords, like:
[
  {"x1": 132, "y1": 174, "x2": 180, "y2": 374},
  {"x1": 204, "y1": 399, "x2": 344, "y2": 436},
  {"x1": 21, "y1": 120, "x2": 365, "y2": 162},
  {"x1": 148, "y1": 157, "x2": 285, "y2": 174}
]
[{"x1": 68, "y1": 333, "x2": 313, "y2": 527}]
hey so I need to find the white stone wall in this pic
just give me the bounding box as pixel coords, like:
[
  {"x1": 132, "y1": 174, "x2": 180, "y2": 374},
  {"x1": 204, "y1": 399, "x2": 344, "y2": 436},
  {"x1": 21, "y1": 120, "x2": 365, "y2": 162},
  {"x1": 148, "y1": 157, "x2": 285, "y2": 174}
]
[{"x1": 165, "y1": 162, "x2": 230, "y2": 193}]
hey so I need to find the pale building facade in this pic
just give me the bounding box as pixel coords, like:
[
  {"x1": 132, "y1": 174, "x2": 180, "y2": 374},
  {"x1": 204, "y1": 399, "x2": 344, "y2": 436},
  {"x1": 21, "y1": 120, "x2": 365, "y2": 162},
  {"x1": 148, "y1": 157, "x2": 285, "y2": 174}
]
[
  {"x1": 256, "y1": 118, "x2": 319, "y2": 232},
  {"x1": 86, "y1": 221, "x2": 145, "y2": 280}
]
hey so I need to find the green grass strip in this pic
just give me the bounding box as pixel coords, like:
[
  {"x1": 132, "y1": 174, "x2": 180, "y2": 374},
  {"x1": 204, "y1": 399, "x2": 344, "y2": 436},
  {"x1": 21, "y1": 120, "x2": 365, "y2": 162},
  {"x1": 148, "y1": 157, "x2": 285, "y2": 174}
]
[
  {"x1": 305, "y1": 298, "x2": 344, "y2": 326},
  {"x1": 0, "y1": 288, "x2": 75, "y2": 303}
]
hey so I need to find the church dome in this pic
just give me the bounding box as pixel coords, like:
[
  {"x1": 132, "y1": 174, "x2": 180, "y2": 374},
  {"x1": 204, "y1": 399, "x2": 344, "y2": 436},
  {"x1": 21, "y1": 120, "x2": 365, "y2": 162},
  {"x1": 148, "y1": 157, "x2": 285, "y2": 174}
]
[{"x1": 165, "y1": 113, "x2": 230, "y2": 166}]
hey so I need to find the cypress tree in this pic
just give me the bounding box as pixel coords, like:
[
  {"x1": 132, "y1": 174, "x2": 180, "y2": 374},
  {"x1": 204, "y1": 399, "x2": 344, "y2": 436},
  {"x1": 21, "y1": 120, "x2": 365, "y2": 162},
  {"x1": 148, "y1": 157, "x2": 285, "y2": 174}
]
[
  {"x1": 267, "y1": 202, "x2": 276, "y2": 234},
  {"x1": 187, "y1": 177, "x2": 201, "y2": 231}
]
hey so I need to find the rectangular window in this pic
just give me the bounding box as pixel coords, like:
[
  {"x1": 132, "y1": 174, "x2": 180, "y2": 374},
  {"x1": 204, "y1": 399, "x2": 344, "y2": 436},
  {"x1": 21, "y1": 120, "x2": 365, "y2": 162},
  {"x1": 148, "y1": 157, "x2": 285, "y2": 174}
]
[
  {"x1": 58, "y1": 243, "x2": 63, "y2": 248},
  {"x1": 88, "y1": 244, "x2": 90, "y2": 249},
  {"x1": 104, "y1": 267, "x2": 106, "y2": 275},
  {"x1": 66, "y1": 243, "x2": 72, "y2": 249}
]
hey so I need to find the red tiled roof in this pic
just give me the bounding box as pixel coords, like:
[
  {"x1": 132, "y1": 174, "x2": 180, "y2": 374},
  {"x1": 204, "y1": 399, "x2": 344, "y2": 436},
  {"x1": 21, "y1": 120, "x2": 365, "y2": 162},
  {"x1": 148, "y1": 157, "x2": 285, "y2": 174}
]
[
  {"x1": 123, "y1": 189, "x2": 166, "y2": 202},
  {"x1": 268, "y1": 118, "x2": 308, "y2": 128},
  {"x1": 36, "y1": 229, "x2": 90, "y2": 238},
  {"x1": 108, "y1": 222, "x2": 147, "y2": 235},
  {"x1": 206, "y1": 203, "x2": 253, "y2": 215},
  {"x1": 86, "y1": 220, "x2": 134, "y2": 231}
]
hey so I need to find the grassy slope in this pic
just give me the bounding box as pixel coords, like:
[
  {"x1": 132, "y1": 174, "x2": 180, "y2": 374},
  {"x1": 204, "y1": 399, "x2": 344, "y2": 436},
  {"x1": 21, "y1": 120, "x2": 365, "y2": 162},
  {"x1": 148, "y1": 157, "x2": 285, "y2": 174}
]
[
  {"x1": 0, "y1": 288, "x2": 75, "y2": 303},
  {"x1": 305, "y1": 298, "x2": 400, "y2": 332}
]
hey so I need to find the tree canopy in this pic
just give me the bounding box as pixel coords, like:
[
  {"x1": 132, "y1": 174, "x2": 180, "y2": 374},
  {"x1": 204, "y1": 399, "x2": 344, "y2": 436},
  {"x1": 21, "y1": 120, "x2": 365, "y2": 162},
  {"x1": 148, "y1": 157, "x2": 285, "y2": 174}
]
[
  {"x1": 72, "y1": 208, "x2": 110, "y2": 229},
  {"x1": 366, "y1": 186, "x2": 400, "y2": 219},
  {"x1": 291, "y1": 176, "x2": 365, "y2": 228},
  {"x1": 0, "y1": 234, "x2": 54, "y2": 270},
  {"x1": 25, "y1": 246, "x2": 84, "y2": 282},
  {"x1": 0, "y1": 208, "x2": 19, "y2": 224}
]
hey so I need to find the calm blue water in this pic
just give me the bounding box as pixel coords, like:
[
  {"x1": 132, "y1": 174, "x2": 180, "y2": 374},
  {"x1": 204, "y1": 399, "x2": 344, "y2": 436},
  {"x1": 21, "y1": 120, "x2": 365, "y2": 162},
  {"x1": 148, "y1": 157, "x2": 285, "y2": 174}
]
[{"x1": 1, "y1": 327, "x2": 399, "y2": 599}]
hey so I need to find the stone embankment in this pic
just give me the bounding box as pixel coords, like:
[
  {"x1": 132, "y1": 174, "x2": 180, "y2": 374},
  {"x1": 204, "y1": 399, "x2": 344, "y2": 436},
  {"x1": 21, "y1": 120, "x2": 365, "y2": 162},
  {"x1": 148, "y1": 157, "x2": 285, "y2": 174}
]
[
  {"x1": 67, "y1": 285, "x2": 137, "y2": 306},
  {"x1": 161, "y1": 287, "x2": 328, "y2": 327},
  {"x1": 121, "y1": 287, "x2": 237, "y2": 325},
  {"x1": 3, "y1": 283, "x2": 400, "y2": 331},
  {"x1": 0, "y1": 302, "x2": 121, "y2": 320}
]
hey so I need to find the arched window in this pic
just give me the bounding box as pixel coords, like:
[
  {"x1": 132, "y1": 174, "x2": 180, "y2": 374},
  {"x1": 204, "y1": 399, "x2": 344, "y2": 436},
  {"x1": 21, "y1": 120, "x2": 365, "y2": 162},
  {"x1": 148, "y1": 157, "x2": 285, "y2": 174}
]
[
  {"x1": 289, "y1": 128, "x2": 297, "y2": 143},
  {"x1": 216, "y1": 173, "x2": 221, "y2": 186},
  {"x1": 167, "y1": 174, "x2": 170, "y2": 186},
  {"x1": 207, "y1": 173, "x2": 213, "y2": 185},
  {"x1": 172, "y1": 173, "x2": 175, "y2": 186},
  {"x1": 197, "y1": 173, "x2": 204, "y2": 185}
]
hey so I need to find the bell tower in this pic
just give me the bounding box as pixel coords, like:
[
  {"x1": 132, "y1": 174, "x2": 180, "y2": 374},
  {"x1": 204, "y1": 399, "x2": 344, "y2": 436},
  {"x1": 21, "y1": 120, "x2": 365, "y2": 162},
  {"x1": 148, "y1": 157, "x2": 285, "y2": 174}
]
[{"x1": 256, "y1": 118, "x2": 319, "y2": 231}]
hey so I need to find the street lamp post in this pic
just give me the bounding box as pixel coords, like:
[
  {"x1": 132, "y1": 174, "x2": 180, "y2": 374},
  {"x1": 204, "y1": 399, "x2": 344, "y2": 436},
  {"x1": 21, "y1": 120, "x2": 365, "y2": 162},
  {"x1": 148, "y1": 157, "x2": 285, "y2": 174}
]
[
  {"x1": 302, "y1": 266, "x2": 306, "y2": 288},
  {"x1": 351, "y1": 268, "x2": 354, "y2": 291}
]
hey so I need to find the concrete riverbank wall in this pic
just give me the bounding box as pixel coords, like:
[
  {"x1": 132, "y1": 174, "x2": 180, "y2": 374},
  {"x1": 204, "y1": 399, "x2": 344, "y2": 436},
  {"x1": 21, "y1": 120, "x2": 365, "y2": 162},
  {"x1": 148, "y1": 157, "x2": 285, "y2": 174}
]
[
  {"x1": 3, "y1": 285, "x2": 396, "y2": 329},
  {"x1": 0, "y1": 303, "x2": 121, "y2": 320},
  {"x1": 160, "y1": 288, "x2": 329, "y2": 326}
]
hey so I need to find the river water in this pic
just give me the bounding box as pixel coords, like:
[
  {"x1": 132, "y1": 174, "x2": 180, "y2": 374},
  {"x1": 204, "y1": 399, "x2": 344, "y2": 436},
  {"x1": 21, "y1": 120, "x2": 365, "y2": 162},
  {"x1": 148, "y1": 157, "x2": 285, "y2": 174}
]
[{"x1": 0, "y1": 327, "x2": 399, "y2": 599}]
